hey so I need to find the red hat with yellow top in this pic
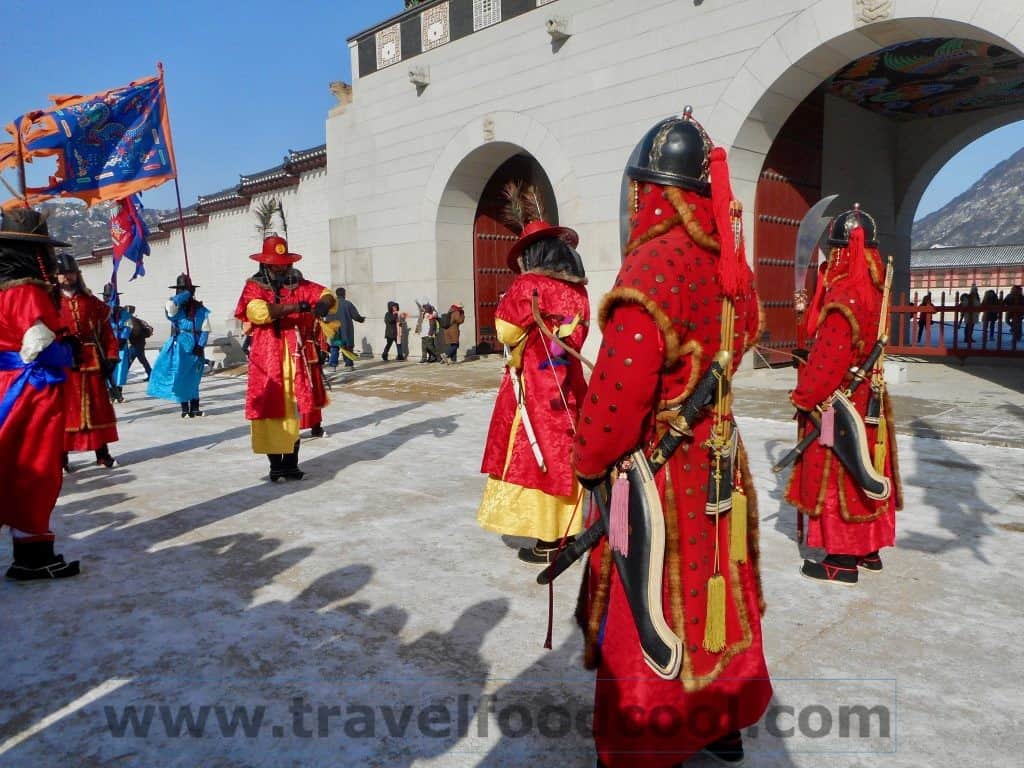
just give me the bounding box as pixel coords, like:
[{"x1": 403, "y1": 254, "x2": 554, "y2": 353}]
[{"x1": 250, "y1": 235, "x2": 302, "y2": 265}]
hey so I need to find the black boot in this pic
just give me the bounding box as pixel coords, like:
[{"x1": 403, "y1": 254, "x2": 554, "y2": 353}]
[
  {"x1": 701, "y1": 730, "x2": 744, "y2": 765},
  {"x1": 802, "y1": 554, "x2": 859, "y2": 585},
  {"x1": 62, "y1": 452, "x2": 73, "y2": 473},
  {"x1": 6, "y1": 539, "x2": 80, "y2": 581},
  {"x1": 109, "y1": 385, "x2": 124, "y2": 403},
  {"x1": 95, "y1": 444, "x2": 116, "y2": 468},
  {"x1": 281, "y1": 441, "x2": 304, "y2": 480},
  {"x1": 518, "y1": 538, "x2": 572, "y2": 564},
  {"x1": 188, "y1": 398, "x2": 203, "y2": 418},
  {"x1": 857, "y1": 550, "x2": 883, "y2": 572},
  {"x1": 268, "y1": 454, "x2": 285, "y2": 482},
  {"x1": 181, "y1": 402, "x2": 189, "y2": 419}
]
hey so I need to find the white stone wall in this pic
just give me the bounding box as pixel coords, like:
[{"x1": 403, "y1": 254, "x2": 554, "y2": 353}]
[
  {"x1": 329, "y1": 0, "x2": 1024, "y2": 360},
  {"x1": 80, "y1": 168, "x2": 331, "y2": 346}
]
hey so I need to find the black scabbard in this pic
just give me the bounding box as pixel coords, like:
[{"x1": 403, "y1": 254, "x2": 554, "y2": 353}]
[
  {"x1": 772, "y1": 338, "x2": 886, "y2": 473},
  {"x1": 536, "y1": 514, "x2": 607, "y2": 585}
]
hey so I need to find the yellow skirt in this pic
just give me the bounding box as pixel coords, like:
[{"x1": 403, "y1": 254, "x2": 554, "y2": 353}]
[
  {"x1": 477, "y1": 476, "x2": 583, "y2": 541},
  {"x1": 250, "y1": 343, "x2": 299, "y2": 454}
]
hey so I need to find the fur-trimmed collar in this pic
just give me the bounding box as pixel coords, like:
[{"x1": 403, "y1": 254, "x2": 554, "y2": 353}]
[{"x1": 523, "y1": 266, "x2": 588, "y2": 285}]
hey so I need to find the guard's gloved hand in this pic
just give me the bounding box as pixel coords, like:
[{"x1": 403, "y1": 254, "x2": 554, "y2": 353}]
[
  {"x1": 297, "y1": 301, "x2": 312, "y2": 314},
  {"x1": 792, "y1": 348, "x2": 809, "y2": 368},
  {"x1": 313, "y1": 297, "x2": 333, "y2": 319},
  {"x1": 268, "y1": 303, "x2": 298, "y2": 319},
  {"x1": 192, "y1": 345, "x2": 205, "y2": 358}
]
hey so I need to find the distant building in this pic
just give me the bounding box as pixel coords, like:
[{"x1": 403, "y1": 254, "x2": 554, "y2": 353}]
[{"x1": 909, "y1": 245, "x2": 1024, "y2": 300}]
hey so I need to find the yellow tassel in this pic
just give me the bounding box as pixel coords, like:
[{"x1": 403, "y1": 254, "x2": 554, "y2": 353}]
[
  {"x1": 702, "y1": 573, "x2": 727, "y2": 653},
  {"x1": 873, "y1": 412, "x2": 888, "y2": 475},
  {"x1": 730, "y1": 490, "x2": 747, "y2": 563}
]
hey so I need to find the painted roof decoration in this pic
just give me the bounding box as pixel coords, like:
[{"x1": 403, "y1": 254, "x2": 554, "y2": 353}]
[{"x1": 828, "y1": 38, "x2": 1024, "y2": 120}]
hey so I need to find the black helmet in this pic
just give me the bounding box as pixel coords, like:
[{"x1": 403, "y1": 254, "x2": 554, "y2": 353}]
[
  {"x1": 627, "y1": 106, "x2": 713, "y2": 196},
  {"x1": 55, "y1": 253, "x2": 80, "y2": 274},
  {"x1": 828, "y1": 204, "x2": 878, "y2": 247}
]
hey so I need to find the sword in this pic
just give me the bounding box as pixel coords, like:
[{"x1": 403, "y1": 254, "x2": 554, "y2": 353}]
[
  {"x1": 793, "y1": 195, "x2": 838, "y2": 346},
  {"x1": 509, "y1": 366, "x2": 546, "y2": 472}
]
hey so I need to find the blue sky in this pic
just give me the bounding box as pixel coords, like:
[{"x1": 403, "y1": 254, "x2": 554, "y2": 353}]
[
  {"x1": 0, "y1": 0, "x2": 405, "y2": 210},
  {"x1": 0, "y1": 0, "x2": 1020, "y2": 221}
]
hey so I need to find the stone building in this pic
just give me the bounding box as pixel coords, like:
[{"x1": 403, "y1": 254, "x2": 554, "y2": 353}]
[
  {"x1": 331, "y1": 0, "x2": 1024, "y2": 363},
  {"x1": 86, "y1": 0, "x2": 1024, "y2": 365}
]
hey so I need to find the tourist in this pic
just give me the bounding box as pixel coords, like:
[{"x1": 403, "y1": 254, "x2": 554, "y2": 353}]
[
  {"x1": 382, "y1": 300, "x2": 400, "y2": 361},
  {"x1": 440, "y1": 301, "x2": 465, "y2": 363},
  {"x1": 126, "y1": 306, "x2": 153, "y2": 380},
  {"x1": 325, "y1": 286, "x2": 364, "y2": 369},
  {"x1": 415, "y1": 299, "x2": 440, "y2": 363}
]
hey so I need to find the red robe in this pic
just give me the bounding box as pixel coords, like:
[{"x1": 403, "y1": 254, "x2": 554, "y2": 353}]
[
  {"x1": 233, "y1": 277, "x2": 329, "y2": 420},
  {"x1": 479, "y1": 271, "x2": 589, "y2": 498},
  {"x1": 786, "y1": 247, "x2": 901, "y2": 555},
  {"x1": 60, "y1": 292, "x2": 119, "y2": 451},
  {"x1": 573, "y1": 185, "x2": 770, "y2": 767},
  {"x1": 0, "y1": 283, "x2": 67, "y2": 539}
]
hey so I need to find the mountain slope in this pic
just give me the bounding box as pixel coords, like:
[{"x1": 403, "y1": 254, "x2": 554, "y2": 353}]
[
  {"x1": 38, "y1": 200, "x2": 167, "y2": 260},
  {"x1": 912, "y1": 145, "x2": 1024, "y2": 248}
]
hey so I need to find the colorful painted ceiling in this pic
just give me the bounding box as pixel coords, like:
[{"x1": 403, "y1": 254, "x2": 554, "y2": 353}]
[{"x1": 827, "y1": 38, "x2": 1024, "y2": 120}]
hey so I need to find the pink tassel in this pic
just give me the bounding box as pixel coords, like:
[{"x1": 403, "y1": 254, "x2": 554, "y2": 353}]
[
  {"x1": 609, "y1": 474, "x2": 630, "y2": 556},
  {"x1": 819, "y1": 407, "x2": 835, "y2": 448}
]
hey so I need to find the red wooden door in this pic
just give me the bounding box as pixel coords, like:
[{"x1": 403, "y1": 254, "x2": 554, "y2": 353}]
[
  {"x1": 473, "y1": 155, "x2": 556, "y2": 348},
  {"x1": 753, "y1": 91, "x2": 824, "y2": 365}
]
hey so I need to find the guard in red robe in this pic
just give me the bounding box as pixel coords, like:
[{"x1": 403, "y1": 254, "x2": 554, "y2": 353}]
[
  {"x1": 476, "y1": 185, "x2": 589, "y2": 564},
  {"x1": 0, "y1": 207, "x2": 78, "y2": 580},
  {"x1": 787, "y1": 206, "x2": 902, "y2": 584},
  {"x1": 234, "y1": 236, "x2": 334, "y2": 481},
  {"x1": 56, "y1": 254, "x2": 119, "y2": 470},
  {"x1": 573, "y1": 110, "x2": 771, "y2": 766}
]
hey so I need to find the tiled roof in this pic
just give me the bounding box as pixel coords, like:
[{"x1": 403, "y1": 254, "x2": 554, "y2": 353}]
[{"x1": 910, "y1": 245, "x2": 1024, "y2": 269}]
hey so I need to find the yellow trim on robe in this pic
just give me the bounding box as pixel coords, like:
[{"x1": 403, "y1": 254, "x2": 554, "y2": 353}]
[
  {"x1": 247, "y1": 301, "x2": 299, "y2": 454},
  {"x1": 476, "y1": 372, "x2": 583, "y2": 540}
]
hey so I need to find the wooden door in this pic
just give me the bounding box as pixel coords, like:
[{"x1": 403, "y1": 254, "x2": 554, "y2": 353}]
[
  {"x1": 753, "y1": 91, "x2": 824, "y2": 365},
  {"x1": 473, "y1": 154, "x2": 556, "y2": 349}
]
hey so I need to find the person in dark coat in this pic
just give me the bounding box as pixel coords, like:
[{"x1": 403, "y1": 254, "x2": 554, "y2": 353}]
[
  {"x1": 440, "y1": 302, "x2": 465, "y2": 363},
  {"x1": 326, "y1": 286, "x2": 365, "y2": 369},
  {"x1": 382, "y1": 301, "x2": 400, "y2": 361}
]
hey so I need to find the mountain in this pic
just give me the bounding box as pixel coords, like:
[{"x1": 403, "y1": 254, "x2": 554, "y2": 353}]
[
  {"x1": 39, "y1": 200, "x2": 168, "y2": 260},
  {"x1": 912, "y1": 145, "x2": 1024, "y2": 248}
]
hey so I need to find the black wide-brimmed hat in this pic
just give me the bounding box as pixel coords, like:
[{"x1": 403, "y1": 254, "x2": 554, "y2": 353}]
[
  {"x1": 0, "y1": 207, "x2": 70, "y2": 247},
  {"x1": 169, "y1": 273, "x2": 199, "y2": 290}
]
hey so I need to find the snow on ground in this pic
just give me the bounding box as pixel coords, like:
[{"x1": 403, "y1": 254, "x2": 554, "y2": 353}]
[{"x1": 1, "y1": 360, "x2": 1022, "y2": 767}]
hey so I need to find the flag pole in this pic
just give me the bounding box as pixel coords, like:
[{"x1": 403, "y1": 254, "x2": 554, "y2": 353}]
[
  {"x1": 157, "y1": 62, "x2": 191, "y2": 279},
  {"x1": 172, "y1": 176, "x2": 191, "y2": 278},
  {"x1": 14, "y1": 117, "x2": 30, "y2": 207}
]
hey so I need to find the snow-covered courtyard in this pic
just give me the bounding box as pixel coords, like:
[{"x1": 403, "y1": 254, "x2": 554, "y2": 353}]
[{"x1": 1, "y1": 358, "x2": 1022, "y2": 767}]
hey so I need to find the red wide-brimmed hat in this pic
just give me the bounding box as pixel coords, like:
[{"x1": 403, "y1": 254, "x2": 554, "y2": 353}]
[
  {"x1": 506, "y1": 220, "x2": 579, "y2": 272},
  {"x1": 250, "y1": 235, "x2": 302, "y2": 265}
]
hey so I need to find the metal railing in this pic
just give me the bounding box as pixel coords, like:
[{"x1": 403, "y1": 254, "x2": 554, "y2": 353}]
[{"x1": 889, "y1": 290, "x2": 1024, "y2": 359}]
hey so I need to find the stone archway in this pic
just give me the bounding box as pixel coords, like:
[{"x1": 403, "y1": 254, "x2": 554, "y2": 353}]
[
  {"x1": 421, "y1": 112, "x2": 578, "y2": 348},
  {"x1": 705, "y1": 0, "x2": 1024, "y2": 363}
]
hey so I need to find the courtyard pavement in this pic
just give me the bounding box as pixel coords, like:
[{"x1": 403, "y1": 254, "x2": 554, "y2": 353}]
[{"x1": 1, "y1": 356, "x2": 1022, "y2": 767}]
